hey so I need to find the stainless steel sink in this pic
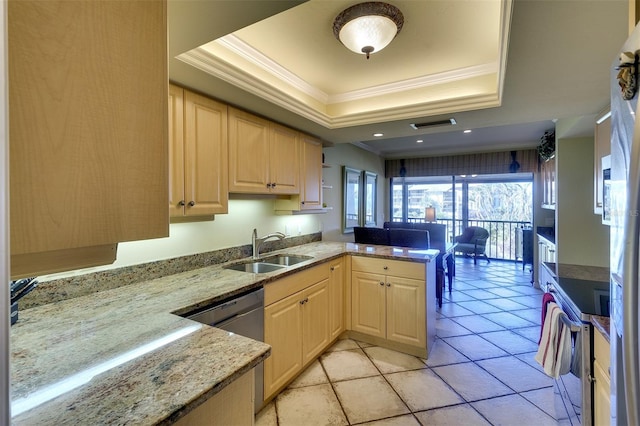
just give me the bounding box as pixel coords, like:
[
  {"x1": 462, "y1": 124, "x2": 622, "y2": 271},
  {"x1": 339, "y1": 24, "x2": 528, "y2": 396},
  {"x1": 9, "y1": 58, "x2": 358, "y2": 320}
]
[
  {"x1": 259, "y1": 254, "x2": 313, "y2": 266},
  {"x1": 224, "y1": 262, "x2": 286, "y2": 273}
]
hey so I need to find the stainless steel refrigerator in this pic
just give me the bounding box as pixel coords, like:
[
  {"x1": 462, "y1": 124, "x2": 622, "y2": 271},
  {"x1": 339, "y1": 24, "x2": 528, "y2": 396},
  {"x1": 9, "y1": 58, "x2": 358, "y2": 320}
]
[{"x1": 610, "y1": 23, "x2": 640, "y2": 426}]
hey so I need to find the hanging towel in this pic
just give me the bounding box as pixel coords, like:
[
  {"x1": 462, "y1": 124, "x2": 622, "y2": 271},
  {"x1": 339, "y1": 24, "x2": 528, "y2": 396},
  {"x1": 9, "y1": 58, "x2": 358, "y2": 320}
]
[
  {"x1": 535, "y1": 302, "x2": 572, "y2": 378},
  {"x1": 539, "y1": 292, "x2": 556, "y2": 344}
]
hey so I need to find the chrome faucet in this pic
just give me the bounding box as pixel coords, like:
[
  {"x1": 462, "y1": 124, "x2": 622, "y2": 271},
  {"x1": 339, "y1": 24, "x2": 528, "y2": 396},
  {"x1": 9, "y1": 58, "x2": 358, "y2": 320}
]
[{"x1": 252, "y1": 228, "x2": 286, "y2": 260}]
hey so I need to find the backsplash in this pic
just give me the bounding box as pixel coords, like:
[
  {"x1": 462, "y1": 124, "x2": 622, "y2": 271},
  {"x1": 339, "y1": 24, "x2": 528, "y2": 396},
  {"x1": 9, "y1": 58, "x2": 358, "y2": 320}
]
[{"x1": 20, "y1": 232, "x2": 322, "y2": 309}]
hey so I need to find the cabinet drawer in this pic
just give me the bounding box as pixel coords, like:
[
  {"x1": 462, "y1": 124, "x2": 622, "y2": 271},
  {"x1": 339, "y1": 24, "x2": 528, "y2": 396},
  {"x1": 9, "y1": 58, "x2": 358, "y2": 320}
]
[
  {"x1": 594, "y1": 328, "x2": 610, "y2": 373},
  {"x1": 351, "y1": 256, "x2": 425, "y2": 280},
  {"x1": 265, "y1": 263, "x2": 330, "y2": 306}
]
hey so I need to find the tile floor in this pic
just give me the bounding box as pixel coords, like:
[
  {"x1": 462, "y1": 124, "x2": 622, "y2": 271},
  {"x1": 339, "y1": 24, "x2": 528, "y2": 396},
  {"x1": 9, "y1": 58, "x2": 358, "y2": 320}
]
[{"x1": 256, "y1": 258, "x2": 568, "y2": 426}]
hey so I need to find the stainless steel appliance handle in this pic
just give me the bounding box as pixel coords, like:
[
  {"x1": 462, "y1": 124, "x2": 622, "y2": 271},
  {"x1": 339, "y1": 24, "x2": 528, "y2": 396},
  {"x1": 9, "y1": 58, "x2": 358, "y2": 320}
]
[
  {"x1": 623, "y1": 111, "x2": 640, "y2": 426},
  {"x1": 558, "y1": 312, "x2": 582, "y2": 333}
]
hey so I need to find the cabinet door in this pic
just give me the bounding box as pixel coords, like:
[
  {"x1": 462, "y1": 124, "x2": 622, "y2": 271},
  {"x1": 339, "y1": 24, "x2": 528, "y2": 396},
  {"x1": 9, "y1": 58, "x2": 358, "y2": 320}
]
[
  {"x1": 169, "y1": 85, "x2": 185, "y2": 217},
  {"x1": 300, "y1": 136, "x2": 323, "y2": 210},
  {"x1": 264, "y1": 291, "x2": 303, "y2": 400},
  {"x1": 9, "y1": 0, "x2": 168, "y2": 278},
  {"x1": 329, "y1": 258, "x2": 345, "y2": 340},
  {"x1": 302, "y1": 278, "x2": 330, "y2": 365},
  {"x1": 228, "y1": 108, "x2": 270, "y2": 193},
  {"x1": 184, "y1": 91, "x2": 228, "y2": 216},
  {"x1": 351, "y1": 271, "x2": 386, "y2": 338},
  {"x1": 269, "y1": 123, "x2": 300, "y2": 194},
  {"x1": 386, "y1": 276, "x2": 426, "y2": 347},
  {"x1": 593, "y1": 360, "x2": 611, "y2": 426}
]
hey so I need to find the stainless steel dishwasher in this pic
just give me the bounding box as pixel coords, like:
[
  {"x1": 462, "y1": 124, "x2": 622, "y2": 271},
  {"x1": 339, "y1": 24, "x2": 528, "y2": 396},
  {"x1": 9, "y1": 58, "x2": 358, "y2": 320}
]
[{"x1": 186, "y1": 288, "x2": 264, "y2": 413}]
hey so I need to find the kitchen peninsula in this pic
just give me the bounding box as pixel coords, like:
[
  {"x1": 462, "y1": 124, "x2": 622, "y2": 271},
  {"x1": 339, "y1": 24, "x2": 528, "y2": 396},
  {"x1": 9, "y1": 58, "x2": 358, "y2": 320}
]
[{"x1": 10, "y1": 242, "x2": 437, "y2": 425}]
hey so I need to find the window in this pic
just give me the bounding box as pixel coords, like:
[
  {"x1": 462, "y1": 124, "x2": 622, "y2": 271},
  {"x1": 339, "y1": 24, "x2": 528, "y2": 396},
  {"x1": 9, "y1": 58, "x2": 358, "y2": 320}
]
[{"x1": 391, "y1": 173, "x2": 533, "y2": 260}]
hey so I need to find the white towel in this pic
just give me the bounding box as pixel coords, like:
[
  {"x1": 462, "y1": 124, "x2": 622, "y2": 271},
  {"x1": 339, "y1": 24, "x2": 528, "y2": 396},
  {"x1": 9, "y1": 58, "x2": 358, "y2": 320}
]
[{"x1": 534, "y1": 302, "x2": 572, "y2": 378}]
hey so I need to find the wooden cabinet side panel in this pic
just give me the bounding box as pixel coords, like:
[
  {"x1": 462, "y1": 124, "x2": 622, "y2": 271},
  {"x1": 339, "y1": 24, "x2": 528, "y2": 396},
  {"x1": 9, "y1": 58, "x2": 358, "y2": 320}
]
[
  {"x1": 302, "y1": 278, "x2": 330, "y2": 365},
  {"x1": 329, "y1": 258, "x2": 345, "y2": 340},
  {"x1": 386, "y1": 276, "x2": 426, "y2": 348},
  {"x1": 169, "y1": 84, "x2": 185, "y2": 217},
  {"x1": 300, "y1": 137, "x2": 323, "y2": 209},
  {"x1": 228, "y1": 108, "x2": 270, "y2": 193},
  {"x1": 184, "y1": 91, "x2": 228, "y2": 216},
  {"x1": 269, "y1": 124, "x2": 299, "y2": 194},
  {"x1": 264, "y1": 293, "x2": 303, "y2": 400},
  {"x1": 175, "y1": 370, "x2": 254, "y2": 426},
  {"x1": 9, "y1": 0, "x2": 168, "y2": 257},
  {"x1": 351, "y1": 271, "x2": 386, "y2": 338}
]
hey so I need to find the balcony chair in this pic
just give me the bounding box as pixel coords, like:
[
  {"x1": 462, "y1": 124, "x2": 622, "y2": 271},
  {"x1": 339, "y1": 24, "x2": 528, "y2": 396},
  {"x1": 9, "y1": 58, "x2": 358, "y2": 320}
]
[
  {"x1": 388, "y1": 228, "x2": 430, "y2": 249},
  {"x1": 454, "y1": 226, "x2": 490, "y2": 264}
]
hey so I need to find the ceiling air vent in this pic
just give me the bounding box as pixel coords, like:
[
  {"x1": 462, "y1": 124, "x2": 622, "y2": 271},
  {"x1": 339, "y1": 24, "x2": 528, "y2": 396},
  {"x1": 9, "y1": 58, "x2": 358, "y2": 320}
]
[{"x1": 410, "y1": 118, "x2": 457, "y2": 130}]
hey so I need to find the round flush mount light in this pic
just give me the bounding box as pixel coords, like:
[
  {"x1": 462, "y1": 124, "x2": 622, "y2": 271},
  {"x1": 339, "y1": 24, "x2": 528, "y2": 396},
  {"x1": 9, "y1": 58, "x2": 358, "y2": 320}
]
[
  {"x1": 373, "y1": 132, "x2": 384, "y2": 137},
  {"x1": 416, "y1": 139, "x2": 423, "y2": 143},
  {"x1": 463, "y1": 129, "x2": 472, "y2": 134},
  {"x1": 333, "y1": 2, "x2": 404, "y2": 60}
]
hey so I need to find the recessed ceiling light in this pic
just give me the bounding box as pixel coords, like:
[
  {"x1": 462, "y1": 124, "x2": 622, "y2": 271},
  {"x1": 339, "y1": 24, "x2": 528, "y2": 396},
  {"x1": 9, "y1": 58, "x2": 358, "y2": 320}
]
[
  {"x1": 416, "y1": 139, "x2": 423, "y2": 143},
  {"x1": 373, "y1": 133, "x2": 384, "y2": 137},
  {"x1": 463, "y1": 129, "x2": 472, "y2": 134}
]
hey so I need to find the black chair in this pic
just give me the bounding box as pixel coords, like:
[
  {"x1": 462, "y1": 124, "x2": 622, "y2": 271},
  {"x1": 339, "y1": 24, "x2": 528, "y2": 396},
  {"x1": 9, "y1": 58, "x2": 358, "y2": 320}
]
[
  {"x1": 388, "y1": 228, "x2": 430, "y2": 249},
  {"x1": 454, "y1": 226, "x2": 490, "y2": 264},
  {"x1": 353, "y1": 227, "x2": 390, "y2": 245}
]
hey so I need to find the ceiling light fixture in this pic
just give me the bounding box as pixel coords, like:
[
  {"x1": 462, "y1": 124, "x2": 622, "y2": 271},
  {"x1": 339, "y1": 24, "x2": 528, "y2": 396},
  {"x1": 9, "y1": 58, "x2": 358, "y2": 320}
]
[
  {"x1": 464, "y1": 129, "x2": 472, "y2": 134},
  {"x1": 333, "y1": 2, "x2": 404, "y2": 60},
  {"x1": 373, "y1": 132, "x2": 384, "y2": 137},
  {"x1": 416, "y1": 139, "x2": 423, "y2": 143}
]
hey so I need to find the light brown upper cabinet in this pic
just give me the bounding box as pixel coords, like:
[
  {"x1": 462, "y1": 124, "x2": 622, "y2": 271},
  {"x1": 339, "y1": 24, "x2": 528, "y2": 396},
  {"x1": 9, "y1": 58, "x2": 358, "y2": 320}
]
[
  {"x1": 274, "y1": 134, "x2": 324, "y2": 213},
  {"x1": 299, "y1": 135, "x2": 323, "y2": 210},
  {"x1": 169, "y1": 85, "x2": 228, "y2": 218},
  {"x1": 9, "y1": 0, "x2": 168, "y2": 278},
  {"x1": 594, "y1": 109, "x2": 611, "y2": 215},
  {"x1": 228, "y1": 108, "x2": 299, "y2": 194}
]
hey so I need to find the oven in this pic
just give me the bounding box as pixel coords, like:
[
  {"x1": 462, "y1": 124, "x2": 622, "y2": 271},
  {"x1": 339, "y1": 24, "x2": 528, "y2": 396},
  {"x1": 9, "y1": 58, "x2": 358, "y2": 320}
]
[{"x1": 548, "y1": 281, "x2": 592, "y2": 425}]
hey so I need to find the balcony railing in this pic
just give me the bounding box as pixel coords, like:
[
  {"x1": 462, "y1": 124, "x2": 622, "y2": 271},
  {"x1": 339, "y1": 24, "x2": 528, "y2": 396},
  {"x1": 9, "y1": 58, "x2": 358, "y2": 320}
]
[{"x1": 391, "y1": 217, "x2": 532, "y2": 261}]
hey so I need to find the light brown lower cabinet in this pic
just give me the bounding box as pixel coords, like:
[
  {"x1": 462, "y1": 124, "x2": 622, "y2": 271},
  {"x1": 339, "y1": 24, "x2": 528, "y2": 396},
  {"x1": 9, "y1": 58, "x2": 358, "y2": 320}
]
[
  {"x1": 350, "y1": 256, "x2": 431, "y2": 357},
  {"x1": 263, "y1": 263, "x2": 331, "y2": 401},
  {"x1": 175, "y1": 369, "x2": 254, "y2": 426},
  {"x1": 593, "y1": 330, "x2": 611, "y2": 426}
]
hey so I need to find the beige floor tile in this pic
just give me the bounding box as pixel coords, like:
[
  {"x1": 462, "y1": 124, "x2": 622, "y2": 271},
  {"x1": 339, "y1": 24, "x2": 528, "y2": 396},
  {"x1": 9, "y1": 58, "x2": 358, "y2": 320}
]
[
  {"x1": 360, "y1": 414, "x2": 421, "y2": 425},
  {"x1": 254, "y1": 401, "x2": 277, "y2": 426},
  {"x1": 320, "y1": 348, "x2": 379, "y2": 382},
  {"x1": 422, "y1": 338, "x2": 469, "y2": 367},
  {"x1": 325, "y1": 338, "x2": 361, "y2": 352},
  {"x1": 471, "y1": 393, "x2": 558, "y2": 426},
  {"x1": 432, "y1": 362, "x2": 513, "y2": 401},
  {"x1": 287, "y1": 359, "x2": 328, "y2": 388},
  {"x1": 476, "y1": 355, "x2": 553, "y2": 392},
  {"x1": 333, "y1": 376, "x2": 410, "y2": 424},
  {"x1": 275, "y1": 383, "x2": 348, "y2": 426},
  {"x1": 520, "y1": 387, "x2": 558, "y2": 419},
  {"x1": 363, "y1": 346, "x2": 427, "y2": 374},
  {"x1": 414, "y1": 403, "x2": 491, "y2": 426},
  {"x1": 356, "y1": 339, "x2": 374, "y2": 348},
  {"x1": 385, "y1": 369, "x2": 464, "y2": 411}
]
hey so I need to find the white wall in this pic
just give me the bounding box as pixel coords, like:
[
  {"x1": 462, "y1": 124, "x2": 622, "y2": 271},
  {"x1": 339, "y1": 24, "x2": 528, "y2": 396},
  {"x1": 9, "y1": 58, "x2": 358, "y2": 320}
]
[
  {"x1": 41, "y1": 197, "x2": 323, "y2": 280},
  {"x1": 556, "y1": 135, "x2": 610, "y2": 267},
  {"x1": 320, "y1": 143, "x2": 386, "y2": 242}
]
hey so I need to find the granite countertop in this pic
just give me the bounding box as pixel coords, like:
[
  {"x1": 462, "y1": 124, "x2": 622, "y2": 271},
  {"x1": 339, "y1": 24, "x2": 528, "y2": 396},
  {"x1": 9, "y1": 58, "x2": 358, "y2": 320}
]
[
  {"x1": 591, "y1": 315, "x2": 611, "y2": 343},
  {"x1": 11, "y1": 241, "x2": 437, "y2": 425},
  {"x1": 543, "y1": 262, "x2": 610, "y2": 283}
]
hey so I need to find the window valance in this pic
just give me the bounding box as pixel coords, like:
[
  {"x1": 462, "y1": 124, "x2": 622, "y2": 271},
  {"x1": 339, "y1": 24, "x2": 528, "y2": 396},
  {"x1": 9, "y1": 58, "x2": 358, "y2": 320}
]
[{"x1": 385, "y1": 149, "x2": 538, "y2": 178}]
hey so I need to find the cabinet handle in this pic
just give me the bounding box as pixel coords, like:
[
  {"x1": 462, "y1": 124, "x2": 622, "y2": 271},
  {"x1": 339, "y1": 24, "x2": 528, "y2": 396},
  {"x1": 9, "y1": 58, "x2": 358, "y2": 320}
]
[
  {"x1": 178, "y1": 200, "x2": 185, "y2": 207},
  {"x1": 549, "y1": 249, "x2": 555, "y2": 253},
  {"x1": 330, "y1": 266, "x2": 335, "y2": 271},
  {"x1": 383, "y1": 266, "x2": 388, "y2": 270},
  {"x1": 379, "y1": 282, "x2": 385, "y2": 286},
  {"x1": 266, "y1": 183, "x2": 272, "y2": 188},
  {"x1": 301, "y1": 201, "x2": 305, "y2": 205},
  {"x1": 188, "y1": 201, "x2": 195, "y2": 207},
  {"x1": 299, "y1": 297, "x2": 309, "y2": 305},
  {"x1": 272, "y1": 183, "x2": 277, "y2": 188},
  {"x1": 386, "y1": 282, "x2": 391, "y2": 287}
]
